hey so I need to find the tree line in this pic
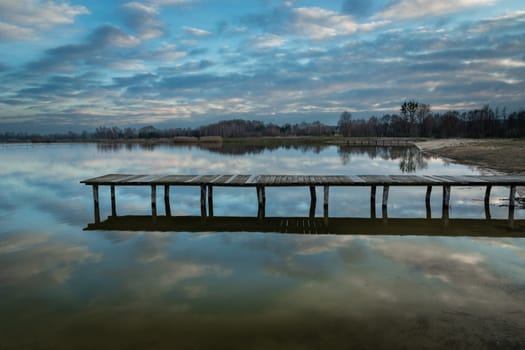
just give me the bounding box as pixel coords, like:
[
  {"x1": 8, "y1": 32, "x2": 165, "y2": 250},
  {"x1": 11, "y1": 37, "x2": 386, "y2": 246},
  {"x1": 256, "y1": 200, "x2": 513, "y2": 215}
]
[{"x1": 1, "y1": 103, "x2": 524, "y2": 141}]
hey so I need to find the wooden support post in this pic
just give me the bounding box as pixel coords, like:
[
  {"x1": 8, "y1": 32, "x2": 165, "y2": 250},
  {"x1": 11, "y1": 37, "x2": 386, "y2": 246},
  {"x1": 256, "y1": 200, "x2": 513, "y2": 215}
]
[
  {"x1": 484, "y1": 185, "x2": 492, "y2": 205},
  {"x1": 442, "y1": 185, "x2": 451, "y2": 224},
  {"x1": 485, "y1": 200, "x2": 491, "y2": 220},
  {"x1": 509, "y1": 185, "x2": 516, "y2": 208},
  {"x1": 200, "y1": 185, "x2": 207, "y2": 218},
  {"x1": 323, "y1": 185, "x2": 329, "y2": 220},
  {"x1": 382, "y1": 185, "x2": 389, "y2": 208},
  {"x1": 309, "y1": 186, "x2": 316, "y2": 218},
  {"x1": 442, "y1": 206, "x2": 450, "y2": 224},
  {"x1": 257, "y1": 185, "x2": 266, "y2": 219},
  {"x1": 208, "y1": 185, "x2": 214, "y2": 217},
  {"x1": 370, "y1": 186, "x2": 376, "y2": 219},
  {"x1": 110, "y1": 185, "x2": 116, "y2": 217},
  {"x1": 93, "y1": 185, "x2": 100, "y2": 223},
  {"x1": 425, "y1": 186, "x2": 432, "y2": 219},
  {"x1": 425, "y1": 186, "x2": 432, "y2": 204},
  {"x1": 382, "y1": 205, "x2": 388, "y2": 220},
  {"x1": 508, "y1": 205, "x2": 515, "y2": 229},
  {"x1": 151, "y1": 185, "x2": 157, "y2": 217},
  {"x1": 442, "y1": 185, "x2": 451, "y2": 208},
  {"x1": 164, "y1": 185, "x2": 171, "y2": 217}
]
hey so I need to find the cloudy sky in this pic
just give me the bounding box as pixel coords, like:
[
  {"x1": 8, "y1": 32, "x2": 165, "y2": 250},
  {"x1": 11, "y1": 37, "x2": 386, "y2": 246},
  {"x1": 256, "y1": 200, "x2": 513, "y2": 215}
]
[{"x1": 0, "y1": 0, "x2": 524, "y2": 132}]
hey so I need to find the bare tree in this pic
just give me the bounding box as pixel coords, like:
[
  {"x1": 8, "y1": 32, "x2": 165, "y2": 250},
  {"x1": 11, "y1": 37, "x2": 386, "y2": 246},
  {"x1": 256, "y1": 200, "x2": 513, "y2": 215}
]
[{"x1": 338, "y1": 111, "x2": 352, "y2": 137}]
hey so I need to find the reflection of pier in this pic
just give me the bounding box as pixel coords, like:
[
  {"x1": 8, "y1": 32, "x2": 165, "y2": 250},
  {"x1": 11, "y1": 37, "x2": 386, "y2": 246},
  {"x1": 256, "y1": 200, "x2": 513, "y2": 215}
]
[
  {"x1": 85, "y1": 216, "x2": 525, "y2": 236},
  {"x1": 81, "y1": 174, "x2": 525, "y2": 225}
]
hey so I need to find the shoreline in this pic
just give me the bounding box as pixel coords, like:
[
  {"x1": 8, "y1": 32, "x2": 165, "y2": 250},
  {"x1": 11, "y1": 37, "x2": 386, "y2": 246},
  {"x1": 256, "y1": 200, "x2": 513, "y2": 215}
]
[
  {"x1": 415, "y1": 138, "x2": 525, "y2": 175},
  {"x1": 2, "y1": 137, "x2": 524, "y2": 176}
]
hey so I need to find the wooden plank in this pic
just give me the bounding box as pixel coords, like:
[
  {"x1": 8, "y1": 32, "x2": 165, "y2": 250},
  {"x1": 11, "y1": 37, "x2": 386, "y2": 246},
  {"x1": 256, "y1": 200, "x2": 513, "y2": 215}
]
[
  {"x1": 83, "y1": 174, "x2": 525, "y2": 187},
  {"x1": 156, "y1": 175, "x2": 194, "y2": 184},
  {"x1": 199, "y1": 175, "x2": 220, "y2": 183},
  {"x1": 224, "y1": 175, "x2": 238, "y2": 184},
  {"x1": 81, "y1": 174, "x2": 128, "y2": 184},
  {"x1": 348, "y1": 175, "x2": 366, "y2": 183},
  {"x1": 230, "y1": 175, "x2": 251, "y2": 185},
  {"x1": 130, "y1": 175, "x2": 164, "y2": 183},
  {"x1": 214, "y1": 175, "x2": 234, "y2": 184},
  {"x1": 209, "y1": 175, "x2": 224, "y2": 183},
  {"x1": 186, "y1": 175, "x2": 203, "y2": 183},
  {"x1": 246, "y1": 174, "x2": 259, "y2": 184}
]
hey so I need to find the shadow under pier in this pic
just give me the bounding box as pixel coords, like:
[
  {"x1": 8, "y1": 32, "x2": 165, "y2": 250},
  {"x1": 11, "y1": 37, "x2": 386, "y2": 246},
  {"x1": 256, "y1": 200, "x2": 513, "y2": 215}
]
[{"x1": 85, "y1": 215, "x2": 525, "y2": 237}]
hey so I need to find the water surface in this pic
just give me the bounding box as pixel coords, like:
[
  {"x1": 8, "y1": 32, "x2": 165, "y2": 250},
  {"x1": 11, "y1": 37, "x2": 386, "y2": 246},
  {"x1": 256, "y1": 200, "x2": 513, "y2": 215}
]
[{"x1": 1, "y1": 143, "x2": 524, "y2": 349}]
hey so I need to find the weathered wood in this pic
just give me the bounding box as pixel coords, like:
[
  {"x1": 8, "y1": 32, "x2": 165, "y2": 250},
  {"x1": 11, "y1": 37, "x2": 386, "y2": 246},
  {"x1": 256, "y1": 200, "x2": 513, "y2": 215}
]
[
  {"x1": 309, "y1": 186, "x2": 316, "y2": 218},
  {"x1": 164, "y1": 185, "x2": 171, "y2": 217},
  {"x1": 509, "y1": 185, "x2": 516, "y2": 208},
  {"x1": 426, "y1": 200, "x2": 432, "y2": 220},
  {"x1": 442, "y1": 185, "x2": 451, "y2": 208},
  {"x1": 425, "y1": 186, "x2": 432, "y2": 219},
  {"x1": 382, "y1": 185, "x2": 389, "y2": 208},
  {"x1": 509, "y1": 205, "x2": 515, "y2": 228},
  {"x1": 110, "y1": 185, "x2": 116, "y2": 217},
  {"x1": 151, "y1": 185, "x2": 157, "y2": 217},
  {"x1": 93, "y1": 185, "x2": 100, "y2": 223},
  {"x1": 425, "y1": 186, "x2": 432, "y2": 204},
  {"x1": 323, "y1": 185, "x2": 329, "y2": 219},
  {"x1": 257, "y1": 185, "x2": 266, "y2": 219},
  {"x1": 208, "y1": 185, "x2": 214, "y2": 217},
  {"x1": 484, "y1": 185, "x2": 492, "y2": 204},
  {"x1": 82, "y1": 174, "x2": 525, "y2": 222},
  {"x1": 200, "y1": 185, "x2": 206, "y2": 217},
  {"x1": 485, "y1": 200, "x2": 491, "y2": 220},
  {"x1": 370, "y1": 186, "x2": 376, "y2": 218},
  {"x1": 83, "y1": 174, "x2": 525, "y2": 186}
]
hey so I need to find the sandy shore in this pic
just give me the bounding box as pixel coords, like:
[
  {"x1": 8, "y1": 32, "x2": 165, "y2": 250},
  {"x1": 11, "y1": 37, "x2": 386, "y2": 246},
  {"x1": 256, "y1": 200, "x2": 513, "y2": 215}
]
[{"x1": 415, "y1": 138, "x2": 525, "y2": 175}]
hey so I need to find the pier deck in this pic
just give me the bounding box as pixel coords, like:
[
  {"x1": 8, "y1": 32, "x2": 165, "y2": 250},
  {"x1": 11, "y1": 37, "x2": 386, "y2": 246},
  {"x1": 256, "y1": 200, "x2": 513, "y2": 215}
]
[{"x1": 81, "y1": 174, "x2": 525, "y2": 225}]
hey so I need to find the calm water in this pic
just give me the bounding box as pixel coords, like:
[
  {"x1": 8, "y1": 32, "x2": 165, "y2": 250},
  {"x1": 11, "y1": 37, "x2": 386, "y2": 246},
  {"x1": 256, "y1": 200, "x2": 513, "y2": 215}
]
[{"x1": 1, "y1": 143, "x2": 524, "y2": 349}]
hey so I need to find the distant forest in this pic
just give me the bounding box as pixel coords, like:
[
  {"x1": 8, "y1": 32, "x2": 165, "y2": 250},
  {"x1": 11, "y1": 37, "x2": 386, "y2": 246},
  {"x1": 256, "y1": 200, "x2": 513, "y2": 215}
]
[{"x1": 1, "y1": 103, "x2": 524, "y2": 141}]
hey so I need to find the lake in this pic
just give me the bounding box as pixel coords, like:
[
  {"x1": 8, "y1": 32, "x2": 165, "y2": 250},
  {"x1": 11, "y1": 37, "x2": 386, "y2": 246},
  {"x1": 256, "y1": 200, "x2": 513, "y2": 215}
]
[{"x1": 1, "y1": 143, "x2": 524, "y2": 349}]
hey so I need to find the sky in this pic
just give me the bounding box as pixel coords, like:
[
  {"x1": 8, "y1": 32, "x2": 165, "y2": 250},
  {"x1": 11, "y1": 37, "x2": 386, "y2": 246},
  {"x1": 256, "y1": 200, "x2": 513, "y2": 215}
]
[{"x1": 0, "y1": 0, "x2": 524, "y2": 132}]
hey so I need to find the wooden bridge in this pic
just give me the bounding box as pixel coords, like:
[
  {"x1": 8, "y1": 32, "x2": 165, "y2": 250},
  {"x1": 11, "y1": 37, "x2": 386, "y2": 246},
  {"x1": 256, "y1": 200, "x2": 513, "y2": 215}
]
[{"x1": 81, "y1": 174, "x2": 525, "y2": 226}]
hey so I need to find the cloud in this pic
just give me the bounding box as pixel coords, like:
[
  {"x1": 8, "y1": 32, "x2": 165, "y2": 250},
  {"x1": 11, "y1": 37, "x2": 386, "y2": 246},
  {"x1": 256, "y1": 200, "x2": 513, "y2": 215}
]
[
  {"x1": 0, "y1": 231, "x2": 100, "y2": 287},
  {"x1": 0, "y1": 0, "x2": 89, "y2": 41},
  {"x1": 24, "y1": 25, "x2": 140, "y2": 73},
  {"x1": 242, "y1": 5, "x2": 387, "y2": 41},
  {"x1": 378, "y1": 0, "x2": 497, "y2": 19},
  {"x1": 89, "y1": 25, "x2": 141, "y2": 48},
  {"x1": 342, "y1": 0, "x2": 376, "y2": 17},
  {"x1": 469, "y1": 9, "x2": 525, "y2": 33},
  {"x1": 149, "y1": 0, "x2": 195, "y2": 5},
  {"x1": 0, "y1": 21, "x2": 35, "y2": 40},
  {"x1": 121, "y1": 2, "x2": 165, "y2": 40},
  {"x1": 248, "y1": 33, "x2": 285, "y2": 49},
  {"x1": 183, "y1": 26, "x2": 212, "y2": 37}
]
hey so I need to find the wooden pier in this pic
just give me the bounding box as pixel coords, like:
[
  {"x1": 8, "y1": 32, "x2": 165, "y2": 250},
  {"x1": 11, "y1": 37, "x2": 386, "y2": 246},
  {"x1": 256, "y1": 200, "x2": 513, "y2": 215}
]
[{"x1": 81, "y1": 174, "x2": 525, "y2": 225}]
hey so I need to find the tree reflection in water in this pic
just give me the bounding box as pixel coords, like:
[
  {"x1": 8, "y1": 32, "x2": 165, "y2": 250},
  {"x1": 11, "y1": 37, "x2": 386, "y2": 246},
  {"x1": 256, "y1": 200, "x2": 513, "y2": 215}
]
[
  {"x1": 96, "y1": 142, "x2": 429, "y2": 173},
  {"x1": 337, "y1": 145, "x2": 429, "y2": 173}
]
